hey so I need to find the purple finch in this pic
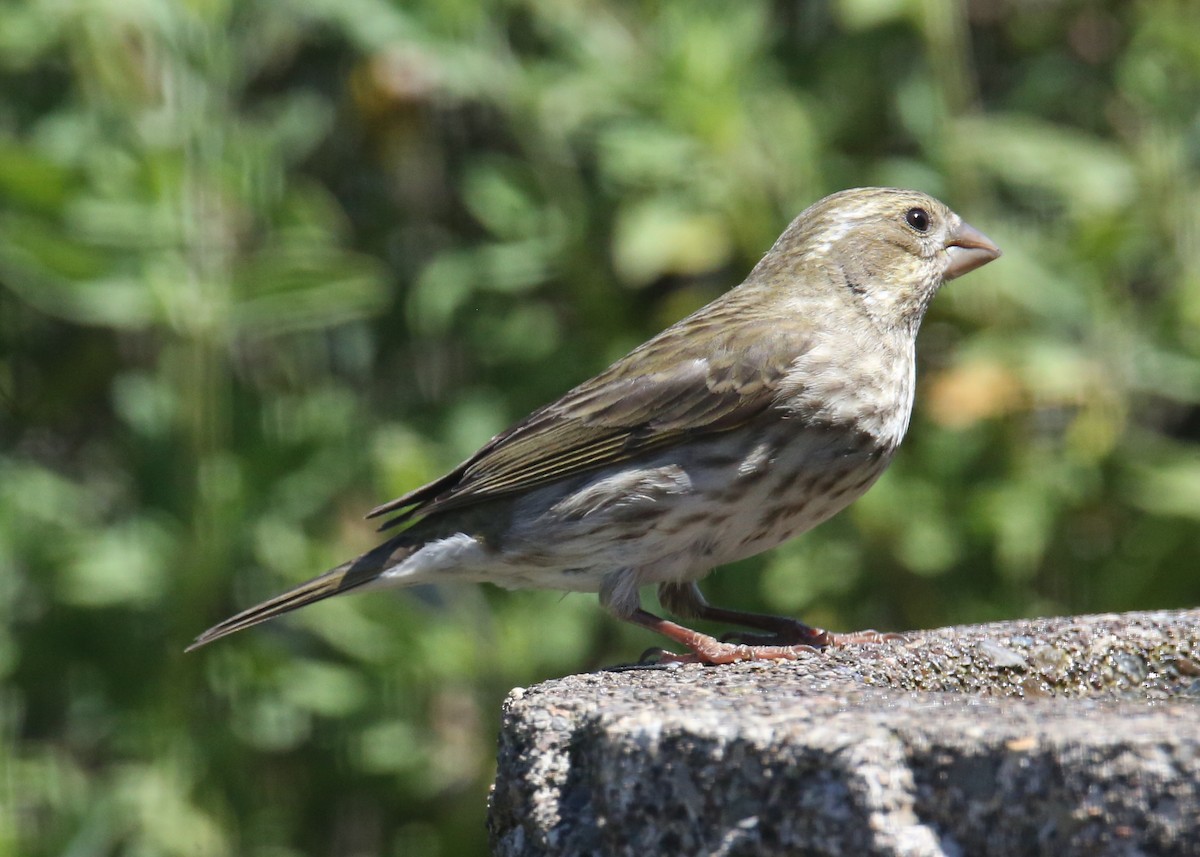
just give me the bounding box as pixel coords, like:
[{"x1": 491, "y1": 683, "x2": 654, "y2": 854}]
[{"x1": 189, "y1": 187, "x2": 1000, "y2": 664}]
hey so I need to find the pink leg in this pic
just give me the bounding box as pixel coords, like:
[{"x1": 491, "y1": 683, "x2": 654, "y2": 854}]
[
  {"x1": 651, "y1": 582, "x2": 899, "y2": 659},
  {"x1": 626, "y1": 609, "x2": 825, "y2": 665}
]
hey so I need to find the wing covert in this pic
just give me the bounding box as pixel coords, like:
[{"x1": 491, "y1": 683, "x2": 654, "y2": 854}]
[{"x1": 369, "y1": 313, "x2": 811, "y2": 529}]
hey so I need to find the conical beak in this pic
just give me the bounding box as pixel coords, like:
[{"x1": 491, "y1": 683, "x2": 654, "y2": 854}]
[{"x1": 944, "y1": 221, "x2": 1001, "y2": 280}]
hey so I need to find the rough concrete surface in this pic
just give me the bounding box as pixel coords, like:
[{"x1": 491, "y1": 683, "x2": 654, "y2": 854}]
[{"x1": 488, "y1": 609, "x2": 1200, "y2": 857}]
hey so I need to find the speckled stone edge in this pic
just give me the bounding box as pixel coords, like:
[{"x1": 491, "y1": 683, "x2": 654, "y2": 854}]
[{"x1": 488, "y1": 609, "x2": 1200, "y2": 857}]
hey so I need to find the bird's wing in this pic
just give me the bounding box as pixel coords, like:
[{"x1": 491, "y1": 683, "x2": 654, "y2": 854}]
[{"x1": 369, "y1": 311, "x2": 812, "y2": 529}]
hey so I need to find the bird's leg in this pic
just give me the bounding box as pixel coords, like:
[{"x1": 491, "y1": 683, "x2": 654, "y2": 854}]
[
  {"x1": 601, "y1": 574, "x2": 820, "y2": 665},
  {"x1": 625, "y1": 608, "x2": 823, "y2": 665},
  {"x1": 602, "y1": 574, "x2": 881, "y2": 665},
  {"x1": 657, "y1": 581, "x2": 895, "y2": 648},
  {"x1": 657, "y1": 581, "x2": 829, "y2": 646}
]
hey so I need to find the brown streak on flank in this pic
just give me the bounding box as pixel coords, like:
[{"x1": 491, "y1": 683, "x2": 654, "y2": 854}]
[
  {"x1": 674, "y1": 511, "x2": 719, "y2": 528},
  {"x1": 847, "y1": 469, "x2": 881, "y2": 493},
  {"x1": 755, "y1": 499, "x2": 809, "y2": 536},
  {"x1": 810, "y1": 465, "x2": 861, "y2": 498},
  {"x1": 717, "y1": 479, "x2": 756, "y2": 503}
]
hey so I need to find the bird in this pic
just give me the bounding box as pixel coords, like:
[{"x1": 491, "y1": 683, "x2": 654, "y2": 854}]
[{"x1": 188, "y1": 187, "x2": 1000, "y2": 664}]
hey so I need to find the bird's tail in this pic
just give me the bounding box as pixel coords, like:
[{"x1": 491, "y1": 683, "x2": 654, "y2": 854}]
[{"x1": 186, "y1": 538, "x2": 414, "y2": 652}]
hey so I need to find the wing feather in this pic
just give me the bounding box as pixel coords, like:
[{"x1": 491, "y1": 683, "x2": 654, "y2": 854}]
[{"x1": 369, "y1": 306, "x2": 812, "y2": 529}]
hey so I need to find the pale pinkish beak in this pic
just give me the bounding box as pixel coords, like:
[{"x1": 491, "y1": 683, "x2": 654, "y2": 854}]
[{"x1": 945, "y1": 221, "x2": 1001, "y2": 280}]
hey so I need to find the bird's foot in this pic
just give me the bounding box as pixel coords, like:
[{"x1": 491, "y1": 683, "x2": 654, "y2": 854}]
[
  {"x1": 719, "y1": 625, "x2": 906, "y2": 647},
  {"x1": 627, "y1": 608, "x2": 903, "y2": 666},
  {"x1": 647, "y1": 629, "x2": 906, "y2": 665},
  {"x1": 646, "y1": 639, "x2": 824, "y2": 665},
  {"x1": 717, "y1": 621, "x2": 831, "y2": 648}
]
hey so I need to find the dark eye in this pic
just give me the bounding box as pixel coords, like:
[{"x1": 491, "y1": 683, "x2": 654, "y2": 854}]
[{"x1": 905, "y1": 207, "x2": 931, "y2": 232}]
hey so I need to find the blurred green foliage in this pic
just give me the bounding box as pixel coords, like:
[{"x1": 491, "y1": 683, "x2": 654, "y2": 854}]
[{"x1": 3, "y1": 0, "x2": 1199, "y2": 854}]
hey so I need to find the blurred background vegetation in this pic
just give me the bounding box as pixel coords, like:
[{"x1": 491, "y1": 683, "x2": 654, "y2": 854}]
[{"x1": 2, "y1": 0, "x2": 1199, "y2": 854}]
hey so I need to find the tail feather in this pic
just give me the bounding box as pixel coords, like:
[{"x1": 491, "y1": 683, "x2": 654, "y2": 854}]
[{"x1": 187, "y1": 539, "x2": 413, "y2": 652}]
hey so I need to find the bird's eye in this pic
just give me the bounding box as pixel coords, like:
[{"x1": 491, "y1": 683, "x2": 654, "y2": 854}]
[{"x1": 905, "y1": 207, "x2": 931, "y2": 232}]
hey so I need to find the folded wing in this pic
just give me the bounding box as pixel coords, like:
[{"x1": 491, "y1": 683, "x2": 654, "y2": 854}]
[{"x1": 370, "y1": 311, "x2": 812, "y2": 529}]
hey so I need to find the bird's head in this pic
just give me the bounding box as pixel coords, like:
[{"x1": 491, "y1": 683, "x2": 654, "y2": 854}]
[{"x1": 755, "y1": 187, "x2": 1001, "y2": 333}]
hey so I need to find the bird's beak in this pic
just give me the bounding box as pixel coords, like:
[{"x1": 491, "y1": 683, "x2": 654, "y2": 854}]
[{"x1": 944, "y1": 221, "x2": 1001, "y2": 280}]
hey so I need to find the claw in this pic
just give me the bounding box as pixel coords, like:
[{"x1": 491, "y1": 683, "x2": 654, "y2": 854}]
[{"x1": 638, "y1": 646, "x2": 672, "y2": 664}]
